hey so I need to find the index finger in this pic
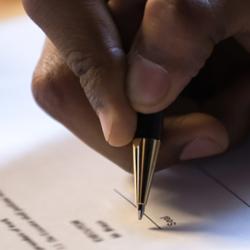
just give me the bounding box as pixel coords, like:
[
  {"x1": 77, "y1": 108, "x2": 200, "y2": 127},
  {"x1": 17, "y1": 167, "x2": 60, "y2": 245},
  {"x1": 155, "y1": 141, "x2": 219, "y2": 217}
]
[{"x1": 22, "y1": 0, "x2": 136, "y2": 146}]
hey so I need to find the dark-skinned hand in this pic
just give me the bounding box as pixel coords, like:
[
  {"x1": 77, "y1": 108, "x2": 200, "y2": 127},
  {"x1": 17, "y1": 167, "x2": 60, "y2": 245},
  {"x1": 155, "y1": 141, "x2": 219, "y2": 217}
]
[{"x1": 22, "y1": 0, "x2": 250, "y2": 172}]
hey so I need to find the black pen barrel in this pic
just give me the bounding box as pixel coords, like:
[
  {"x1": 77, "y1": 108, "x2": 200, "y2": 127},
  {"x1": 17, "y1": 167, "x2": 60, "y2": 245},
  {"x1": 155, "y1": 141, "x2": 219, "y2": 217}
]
[{"x1": 135, "y1": 111, "x2": 164, "y2": 140}]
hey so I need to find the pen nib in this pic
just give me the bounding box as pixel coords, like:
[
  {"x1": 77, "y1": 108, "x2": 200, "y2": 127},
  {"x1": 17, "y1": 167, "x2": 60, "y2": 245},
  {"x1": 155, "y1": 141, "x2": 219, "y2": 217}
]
[{"x1": 138, "y1": 204, "x2": 145, "y2": 220}]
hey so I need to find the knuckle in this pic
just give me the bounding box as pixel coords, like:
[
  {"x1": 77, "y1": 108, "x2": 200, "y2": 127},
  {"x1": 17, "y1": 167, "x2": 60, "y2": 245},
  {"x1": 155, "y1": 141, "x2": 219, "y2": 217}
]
[
  {"x1": 146, "y1": 0, "x2": 225, "y2": 41},
  {"x1": 81, "y1": 69, "x2": 105, "y2": 112},
  {"x1": 146, "y1": 0, "x2": 221, "y2": 81},
  {"x1": 66, "y1": 47, "x2": 124, "y2": 112},
  {"x1": 66, "y1": 50, "x2": 102, "y2": 78},
  {"x1": 146, "y1": 0, "x2": 176, "y2": 19},
  {"x1": 32, "y1": 66, "x2": 66, "y2": 119},
  {"x1": 66, "y1": 51, "x2": 107, "y2": 111}
]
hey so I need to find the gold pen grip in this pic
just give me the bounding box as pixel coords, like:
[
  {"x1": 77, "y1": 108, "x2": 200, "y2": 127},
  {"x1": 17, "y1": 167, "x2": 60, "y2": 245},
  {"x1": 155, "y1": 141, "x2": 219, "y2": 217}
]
[{"x1": 132, "y1": 138, "x2": 160, "y2": 208}]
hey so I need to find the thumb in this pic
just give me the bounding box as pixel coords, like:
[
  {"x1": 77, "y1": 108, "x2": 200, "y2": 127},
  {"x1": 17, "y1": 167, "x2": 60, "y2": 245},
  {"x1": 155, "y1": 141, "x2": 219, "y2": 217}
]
[{"x1": 127, "y1": 0, "x2": 246, "y2": 113}]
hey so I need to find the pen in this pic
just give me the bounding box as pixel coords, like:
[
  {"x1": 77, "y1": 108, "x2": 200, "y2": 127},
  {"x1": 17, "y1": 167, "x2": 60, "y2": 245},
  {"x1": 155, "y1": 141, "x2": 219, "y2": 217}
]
[{"x1": 132, "y1": 111, "x2": 164, "y2": 220}]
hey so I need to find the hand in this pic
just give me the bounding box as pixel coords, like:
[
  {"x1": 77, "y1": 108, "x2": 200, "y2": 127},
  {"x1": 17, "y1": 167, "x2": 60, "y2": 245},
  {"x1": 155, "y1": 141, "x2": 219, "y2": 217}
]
[{"x1": 22, "y1": 0, "x2": 250, "y2": 172}]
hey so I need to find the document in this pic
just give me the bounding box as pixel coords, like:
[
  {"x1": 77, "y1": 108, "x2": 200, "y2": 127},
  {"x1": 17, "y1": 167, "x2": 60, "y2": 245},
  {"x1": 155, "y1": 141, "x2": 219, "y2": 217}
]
[{"x1": 0, "y1": 135, "x2": 250, "y2": 250}]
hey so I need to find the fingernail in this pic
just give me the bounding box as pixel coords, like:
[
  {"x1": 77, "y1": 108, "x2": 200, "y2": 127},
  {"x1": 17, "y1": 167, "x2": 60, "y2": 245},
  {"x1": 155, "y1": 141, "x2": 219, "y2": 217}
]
[
  {"x1": 128, "y1": 54, "x2": 170, "y2": 107},
  {"x1": 98, "y1": 111, "x2": 113, "y2": 144},
  {"x1": 98, "y1": 110, "x2": 136, "y2": 147},
  {"x1": 180, "y1": 138, "x2": 224, "y2": 161}
]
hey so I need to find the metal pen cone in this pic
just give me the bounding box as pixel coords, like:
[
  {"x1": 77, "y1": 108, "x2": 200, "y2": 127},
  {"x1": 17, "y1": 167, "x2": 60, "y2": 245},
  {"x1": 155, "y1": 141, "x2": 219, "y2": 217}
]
[{"x1": 138, "y1": 204, "x2": 145, "y2": 220}]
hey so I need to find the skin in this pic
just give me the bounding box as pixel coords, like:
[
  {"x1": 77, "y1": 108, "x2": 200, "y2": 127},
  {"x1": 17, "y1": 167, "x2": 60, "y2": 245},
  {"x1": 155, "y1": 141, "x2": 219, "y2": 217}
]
[{"x1": 22, "y1": 0, "x2": 250, "y2": 172}]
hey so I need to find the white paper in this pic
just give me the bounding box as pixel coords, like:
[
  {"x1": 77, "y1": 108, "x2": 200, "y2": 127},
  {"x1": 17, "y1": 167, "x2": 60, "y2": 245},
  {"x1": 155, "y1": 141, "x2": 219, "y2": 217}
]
[{"x1": 0, "y1": 136, "x2": 250, "y2": 250}]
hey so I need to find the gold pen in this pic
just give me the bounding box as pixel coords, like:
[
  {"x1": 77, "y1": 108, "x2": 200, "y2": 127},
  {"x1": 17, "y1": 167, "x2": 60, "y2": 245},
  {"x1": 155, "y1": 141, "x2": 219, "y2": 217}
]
[{"x1": 132, "y1": 112, "x2": 164, "y2": 220}]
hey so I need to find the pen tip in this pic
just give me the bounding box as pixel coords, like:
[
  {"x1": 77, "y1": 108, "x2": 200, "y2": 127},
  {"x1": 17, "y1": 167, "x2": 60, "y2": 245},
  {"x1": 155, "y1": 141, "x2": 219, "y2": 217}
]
[{"x1": 138, "y1": 204, "x2": 145, "y2": 220}]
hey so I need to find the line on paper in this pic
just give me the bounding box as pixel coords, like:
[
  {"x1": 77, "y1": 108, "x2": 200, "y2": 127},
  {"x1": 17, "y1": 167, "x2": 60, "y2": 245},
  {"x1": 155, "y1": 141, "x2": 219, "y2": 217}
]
[
  {"x1": 198, "y1": 167, "x2": 250, "y2": 208},
  {"x1": 113, "y1": 189, "x2": 162, "y2": 230}
]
